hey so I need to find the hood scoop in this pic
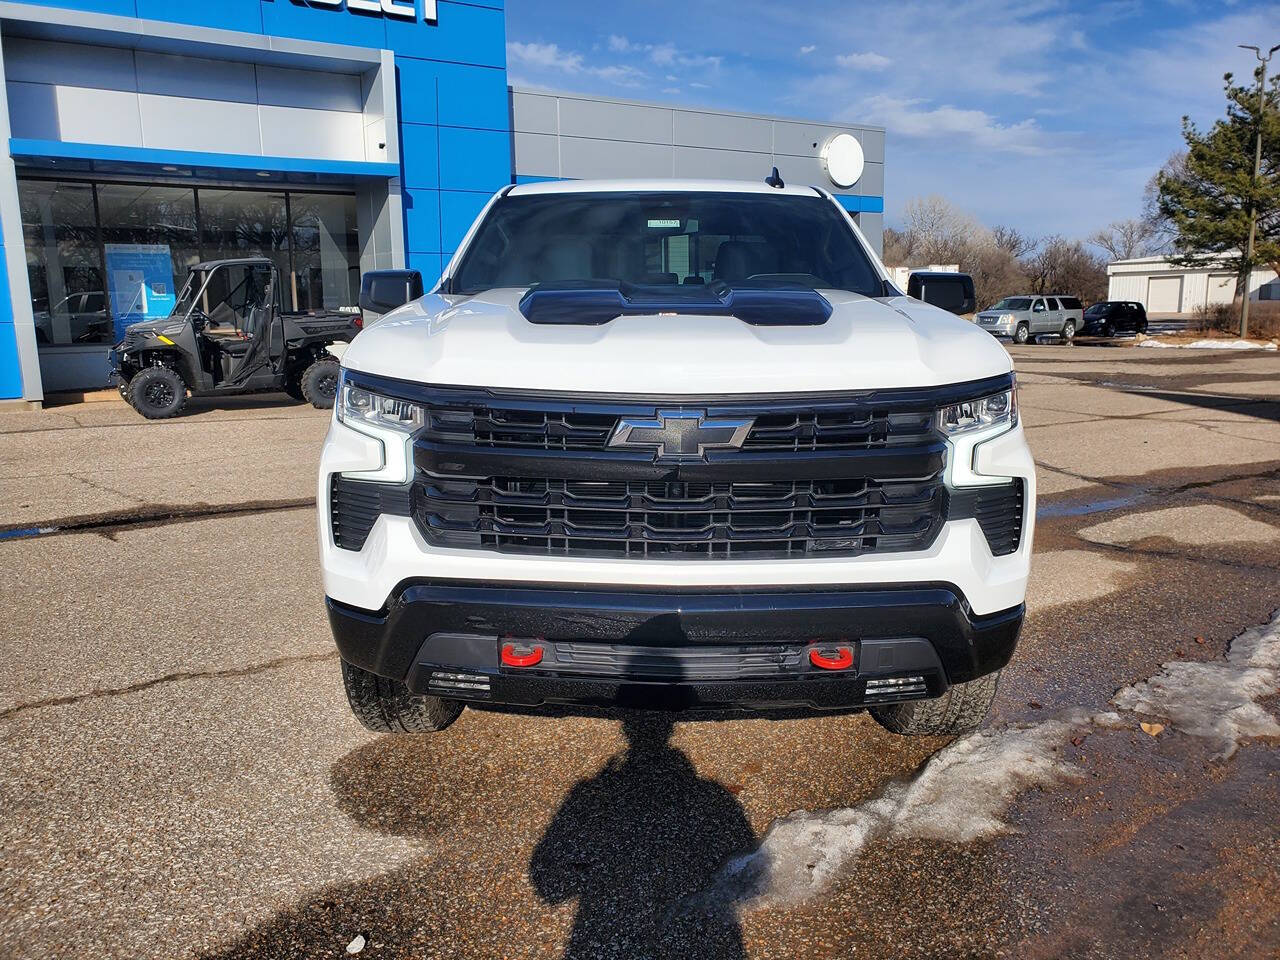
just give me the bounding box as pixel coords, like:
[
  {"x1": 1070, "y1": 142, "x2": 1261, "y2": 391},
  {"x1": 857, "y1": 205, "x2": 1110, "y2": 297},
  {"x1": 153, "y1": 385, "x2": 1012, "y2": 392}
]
[{"x1": 518, "y1": 279, "x2": 833, "y2": 327}]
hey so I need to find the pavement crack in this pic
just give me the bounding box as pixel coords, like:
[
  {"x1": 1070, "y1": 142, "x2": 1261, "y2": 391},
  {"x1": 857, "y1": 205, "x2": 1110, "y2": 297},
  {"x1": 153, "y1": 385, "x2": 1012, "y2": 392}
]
[
  {"x1": 0, "y1": 498, "x2": 315, "y2": 542},
  {"x1": 0, "y1": 650, "x2": 338, "y2": 721}
]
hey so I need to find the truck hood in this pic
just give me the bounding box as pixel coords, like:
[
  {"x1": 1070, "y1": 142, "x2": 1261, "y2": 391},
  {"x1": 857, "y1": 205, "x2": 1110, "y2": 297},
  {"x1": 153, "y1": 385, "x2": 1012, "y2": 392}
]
[{"x1": 343, "y1": 288, "x2": 1013, "y2": 393}]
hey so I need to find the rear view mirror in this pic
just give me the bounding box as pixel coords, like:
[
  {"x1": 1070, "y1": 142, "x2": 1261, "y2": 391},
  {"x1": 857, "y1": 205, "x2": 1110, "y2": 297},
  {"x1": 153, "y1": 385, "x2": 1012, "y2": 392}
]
[
  {"x1": 360, "y1": 270, "x2": 424, "y2": 315},
  {"x1": 907, "y1": 271, "x2": 976, "y2": 316}
]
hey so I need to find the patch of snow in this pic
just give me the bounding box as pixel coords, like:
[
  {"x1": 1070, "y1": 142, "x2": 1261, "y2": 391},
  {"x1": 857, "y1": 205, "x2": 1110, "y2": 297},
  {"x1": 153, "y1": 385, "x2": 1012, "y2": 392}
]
[
  {"x1": 695, "y1": 612, "x2": 1280, "y2": 911},
  {"x1": 1138, "y1": 338, "x2": 1277, "y2": 351},
  {"x1": 701, "y1": 709, "x2": 1108, "y2": 907},
  {"x1": 1112, "y1": 609, "x2": 1280, "y2": 759}
]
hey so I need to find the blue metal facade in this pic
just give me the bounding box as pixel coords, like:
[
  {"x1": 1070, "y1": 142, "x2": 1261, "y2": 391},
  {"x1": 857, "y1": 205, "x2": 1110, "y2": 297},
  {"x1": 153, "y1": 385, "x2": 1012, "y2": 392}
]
[{"x1": 0, "y1": 0, "x2": 511, "y2": 399}]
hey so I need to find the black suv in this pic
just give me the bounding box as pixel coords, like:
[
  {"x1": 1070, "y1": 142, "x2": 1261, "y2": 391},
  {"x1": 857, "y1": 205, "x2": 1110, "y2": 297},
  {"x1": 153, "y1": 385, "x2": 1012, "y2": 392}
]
[{"x1": 1081, "y1": 301, "x2": 1148, "y2": 337}]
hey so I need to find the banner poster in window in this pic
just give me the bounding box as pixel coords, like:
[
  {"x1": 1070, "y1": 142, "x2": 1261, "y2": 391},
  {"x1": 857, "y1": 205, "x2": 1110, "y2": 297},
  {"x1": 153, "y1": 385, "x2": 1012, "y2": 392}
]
[{"x1": 104, "y1": 244, "x2": 176, "y2": 340}]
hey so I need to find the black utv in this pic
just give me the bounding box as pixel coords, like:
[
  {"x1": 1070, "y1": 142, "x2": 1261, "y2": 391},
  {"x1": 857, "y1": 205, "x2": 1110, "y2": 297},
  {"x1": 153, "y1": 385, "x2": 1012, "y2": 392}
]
[{"x1": 111, "y1": 257, "x2": 361, "y2": 419}]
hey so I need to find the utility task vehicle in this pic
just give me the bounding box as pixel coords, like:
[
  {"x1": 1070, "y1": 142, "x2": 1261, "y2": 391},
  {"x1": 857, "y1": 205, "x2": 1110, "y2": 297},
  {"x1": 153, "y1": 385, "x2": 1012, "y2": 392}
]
[
  {"x1": 321, "y1": 179, "x2": 1035, "y2": 738},
  {"x1": 112, "y1": 258, "x2": 360, "y2": 419}
]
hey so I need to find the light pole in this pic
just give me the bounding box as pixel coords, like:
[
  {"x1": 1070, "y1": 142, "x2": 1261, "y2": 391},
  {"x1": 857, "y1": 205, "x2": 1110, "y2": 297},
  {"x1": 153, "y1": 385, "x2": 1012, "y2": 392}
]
[{"x1": 1238, "y1": 43, "x2": 1279, "y2": 339}]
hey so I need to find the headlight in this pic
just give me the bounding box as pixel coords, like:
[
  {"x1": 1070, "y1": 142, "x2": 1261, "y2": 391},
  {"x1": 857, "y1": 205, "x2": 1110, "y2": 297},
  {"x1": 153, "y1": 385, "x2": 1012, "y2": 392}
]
[
  {"x1": 938, "y1": 384, "x2": 1017, "y2": 436},
  {"x1": 336, "y1": 372, "x2": 425, "y2": 433},
  {"x1": 998, "y1": 313, "x2": 1015, "y2": 322}
]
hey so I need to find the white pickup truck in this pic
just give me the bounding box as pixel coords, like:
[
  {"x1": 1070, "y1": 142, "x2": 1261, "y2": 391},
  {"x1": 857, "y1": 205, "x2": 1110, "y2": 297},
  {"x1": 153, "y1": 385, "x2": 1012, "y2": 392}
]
[{"x1": 319, "y1": 179, "x2": 1035, "y2": 737}]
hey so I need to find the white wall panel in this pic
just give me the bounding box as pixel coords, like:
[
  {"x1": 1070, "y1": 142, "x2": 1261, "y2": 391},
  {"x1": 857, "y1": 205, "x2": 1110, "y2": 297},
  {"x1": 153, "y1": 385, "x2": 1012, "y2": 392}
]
[
  {"x1": 139, "y1": 93, "x2": 260, "y2": 154},
  {"x1": 259, "y1": 104, "x2": 365, "y2": 161}
]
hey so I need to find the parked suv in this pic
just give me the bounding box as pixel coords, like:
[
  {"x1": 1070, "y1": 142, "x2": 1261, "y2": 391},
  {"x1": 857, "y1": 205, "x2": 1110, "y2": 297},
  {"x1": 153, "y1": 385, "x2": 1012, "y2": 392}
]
[
  {"x1": 974, "y1": 295, "x2": 1084, "y2": 343},
  {"x1": 320, "y1": 179, "x2": 1035, "y2": 738},
  {"x1": 1081, "y1": 300, "x2": 1148, "y2": 337}
]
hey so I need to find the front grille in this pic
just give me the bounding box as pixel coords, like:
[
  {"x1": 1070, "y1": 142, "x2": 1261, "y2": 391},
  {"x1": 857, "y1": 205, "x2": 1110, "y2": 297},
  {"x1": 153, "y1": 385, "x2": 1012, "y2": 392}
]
[
  {"x1": 331, "y1": 374, "x2": 1018, "y2": 560},
  {"x1": 412, "y1": 473, "x2": 946, "y2": 559},
  {"x1": 421, "y1": 402, "x2": 935, "y2": 453}
]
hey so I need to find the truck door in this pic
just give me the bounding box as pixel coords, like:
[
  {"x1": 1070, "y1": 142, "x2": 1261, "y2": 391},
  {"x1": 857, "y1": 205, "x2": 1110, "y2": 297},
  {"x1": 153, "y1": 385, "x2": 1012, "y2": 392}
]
[{"x1": 1031, "y1": 297, "x2": 1051, "y2": 332}]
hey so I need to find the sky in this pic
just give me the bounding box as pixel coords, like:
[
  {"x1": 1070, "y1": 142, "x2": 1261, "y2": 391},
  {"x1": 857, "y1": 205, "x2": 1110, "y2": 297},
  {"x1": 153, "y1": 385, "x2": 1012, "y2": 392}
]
[{"x1": 503, "y1": 0, "x2": 1280, "y2": 241}]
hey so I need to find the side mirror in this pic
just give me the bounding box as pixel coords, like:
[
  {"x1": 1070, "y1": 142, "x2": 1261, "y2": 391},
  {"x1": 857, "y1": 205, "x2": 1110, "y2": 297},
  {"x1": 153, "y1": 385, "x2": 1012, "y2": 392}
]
[
  {"x1": 907, "y1": 271, "x2": 976, "y2": 316},
  {"x1": 360, "y1": 269, "x2": 424, "y2": 315}
]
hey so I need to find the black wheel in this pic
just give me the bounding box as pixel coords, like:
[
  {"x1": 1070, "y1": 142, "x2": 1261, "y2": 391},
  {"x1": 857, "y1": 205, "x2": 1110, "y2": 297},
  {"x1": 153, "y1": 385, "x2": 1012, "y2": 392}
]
[
  {"x1": 1136, "y1": 319, "x2": 1148, "y2": 334},
  {"x1": 300, "y1": 358, "x2": 340, "y2": 408},
  {"x1": 871, "y1": 669, "x2": 1001, "y2": 737},
  {"x1": 341, "y1": 661, "x2": 462, "y2": 734},
  {"x1": 1013, "y1": 322, "x2": 1030, "y2": 344},
  {"x1": 1061, "y1": 320, "x2": 1075, "y2": 342},
  {"x1": 127, "y1": 366, "x2": 187, "y2": 419},
  {"x1": 1102, "y1": 321, "x2": 1115, "y2": 338}
]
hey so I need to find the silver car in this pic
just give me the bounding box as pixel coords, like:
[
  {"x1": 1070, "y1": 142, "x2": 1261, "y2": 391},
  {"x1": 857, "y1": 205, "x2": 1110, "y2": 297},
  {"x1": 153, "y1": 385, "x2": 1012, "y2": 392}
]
[{"x1": 974, "y1": 295, "x2": 1084, "y2": 344}]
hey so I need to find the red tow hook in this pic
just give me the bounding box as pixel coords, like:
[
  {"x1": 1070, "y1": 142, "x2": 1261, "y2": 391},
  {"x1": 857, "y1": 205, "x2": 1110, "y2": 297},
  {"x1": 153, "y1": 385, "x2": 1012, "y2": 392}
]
[
  {"x1": 501, "y1": 641, "x2": 544, "y2": 668},
  {"x1": 809, "y1": 646, "x2": 854, "y2": 671}
]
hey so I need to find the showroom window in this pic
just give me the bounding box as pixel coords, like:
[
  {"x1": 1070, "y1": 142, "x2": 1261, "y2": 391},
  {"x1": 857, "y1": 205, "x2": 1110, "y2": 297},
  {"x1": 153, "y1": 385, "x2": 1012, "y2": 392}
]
[{"x1": 17, "y1": 178, "x2": 361, "y2": 346}]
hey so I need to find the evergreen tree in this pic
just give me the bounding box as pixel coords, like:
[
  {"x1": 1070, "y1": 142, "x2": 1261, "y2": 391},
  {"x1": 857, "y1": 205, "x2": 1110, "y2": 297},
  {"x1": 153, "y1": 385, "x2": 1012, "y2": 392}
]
[{"x1": 1158, "y1": 68, "x2": 1280, "y2": 298}]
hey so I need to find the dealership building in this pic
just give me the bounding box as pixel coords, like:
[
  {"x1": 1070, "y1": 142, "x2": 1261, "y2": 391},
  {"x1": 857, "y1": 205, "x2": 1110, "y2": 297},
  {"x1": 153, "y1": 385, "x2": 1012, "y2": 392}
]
[{"x1": 0, "y1": 0, "x2": 886, "y2": 405}]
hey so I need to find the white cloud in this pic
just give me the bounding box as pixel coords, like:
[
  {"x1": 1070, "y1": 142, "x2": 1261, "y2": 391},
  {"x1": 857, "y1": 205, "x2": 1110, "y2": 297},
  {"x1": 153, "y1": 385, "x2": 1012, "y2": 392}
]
[
  {"x1": 607, "y1": 34, "x2": 631, "y2": 52},
  {"x1": 506, "y1": 41, "x2": 582, "y2": 73},
  {"x1": 800, "y1": 44, "x2": 816, "y2": 55},
  {"x1": 836, "y1": 51, "x2": 890, "y2": 70},
  {"x1": 859, "y1": 95, "x2": 1054, "y2": 156}
]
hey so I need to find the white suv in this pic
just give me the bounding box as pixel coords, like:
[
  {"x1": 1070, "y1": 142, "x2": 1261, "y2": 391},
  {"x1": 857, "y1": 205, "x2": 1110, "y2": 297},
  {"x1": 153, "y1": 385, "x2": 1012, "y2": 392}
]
[{"x1": 319, "y1": 179, "x2": 1035, "y2": 737}]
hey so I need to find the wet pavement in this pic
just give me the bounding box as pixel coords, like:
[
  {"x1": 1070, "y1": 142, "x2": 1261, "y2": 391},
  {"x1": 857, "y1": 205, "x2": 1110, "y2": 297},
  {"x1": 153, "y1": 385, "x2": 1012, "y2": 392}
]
[{"x1": 0, "y1": 343, "x2": 1277, "y2": 958}]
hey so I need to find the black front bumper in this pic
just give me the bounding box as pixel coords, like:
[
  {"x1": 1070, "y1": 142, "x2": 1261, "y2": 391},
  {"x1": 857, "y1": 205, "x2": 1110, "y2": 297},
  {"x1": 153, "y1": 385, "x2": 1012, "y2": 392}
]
[{"x1": 327, "y1": 581, "x2": 1023, "y2": 715}]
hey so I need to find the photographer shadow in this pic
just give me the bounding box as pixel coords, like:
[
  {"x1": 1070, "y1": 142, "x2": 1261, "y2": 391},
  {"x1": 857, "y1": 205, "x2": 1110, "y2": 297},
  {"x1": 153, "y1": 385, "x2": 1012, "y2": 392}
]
[{"x1": 530, "y1": 711, "x2": 754, "y2": 959}]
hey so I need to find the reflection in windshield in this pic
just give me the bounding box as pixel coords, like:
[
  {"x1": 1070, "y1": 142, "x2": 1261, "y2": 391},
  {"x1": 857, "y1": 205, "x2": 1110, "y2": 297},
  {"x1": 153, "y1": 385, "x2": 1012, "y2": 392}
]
[
  {"x1": 992, "y1": 298, "x2": 1033, "y2": 310},
  {"x1": 451, "y1": 192, "x2": 883, "y2": 297}
]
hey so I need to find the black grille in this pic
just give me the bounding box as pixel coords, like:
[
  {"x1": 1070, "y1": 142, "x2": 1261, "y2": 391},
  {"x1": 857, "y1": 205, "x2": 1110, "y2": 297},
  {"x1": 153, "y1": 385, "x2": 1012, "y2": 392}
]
[
  {"x1": 332, "y1": 373, "x2": 1018, "y2": 560},
  {"x1": 421, "y1": 403, "x2": 935, "y2": 453},
  {"x1": 330, "y1": 476, "x2": 411, "y2": 551},
  {"x1": 412, "y1": 473, "x2": 946, "y2": 559},
  {"x1": 950, "y1": 481, "x2": 1025, "y2": 556}
]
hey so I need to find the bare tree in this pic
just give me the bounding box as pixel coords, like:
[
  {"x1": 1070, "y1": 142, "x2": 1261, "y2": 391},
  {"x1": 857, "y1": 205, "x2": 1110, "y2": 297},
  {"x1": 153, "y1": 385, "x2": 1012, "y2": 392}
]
[
  {"x1": 881, "y1": 226, "x2": 914, "y2": 268},
  {"x1": 900, "y1": 195, "x2": 982, "y2": 264},
  {"x1": 1025, "y1": 236, "x2": 1109, "y2": 301},
  {"x1": 990, "y1": 225, "x2": 1038, "y2": 259},
  {"x1": 1089, "y1": 218, "x2": 1157, "y2": 261}
]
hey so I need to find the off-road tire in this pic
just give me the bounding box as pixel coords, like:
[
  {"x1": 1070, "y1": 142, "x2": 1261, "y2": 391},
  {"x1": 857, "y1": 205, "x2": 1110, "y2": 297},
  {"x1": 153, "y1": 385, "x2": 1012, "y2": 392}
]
[
  {"x1": 1013, "y1": 322, "x2": 1030, "y2": 344},
  {"x1": 341, "y1": 660, "x2": 463, "y2": 733},
  {"x1": 128, "y1": 366, "x2": 187, "y2": 419},
  {"x1": 300, "y1": 358, "x2": 340, "y2": 408},
  {"x1": 1060, "y1": 320, "x2": 1075, "y2": 343},
  {"x1": 871, "y1": 669, "x2": 1001, "y2": 737}
]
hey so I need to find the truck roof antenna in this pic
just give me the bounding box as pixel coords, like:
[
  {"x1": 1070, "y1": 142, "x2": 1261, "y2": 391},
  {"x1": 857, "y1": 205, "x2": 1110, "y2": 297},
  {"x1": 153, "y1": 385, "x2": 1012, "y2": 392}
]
[{"x1": 765, "y1": 166, "x2": 785, "y2": 189}]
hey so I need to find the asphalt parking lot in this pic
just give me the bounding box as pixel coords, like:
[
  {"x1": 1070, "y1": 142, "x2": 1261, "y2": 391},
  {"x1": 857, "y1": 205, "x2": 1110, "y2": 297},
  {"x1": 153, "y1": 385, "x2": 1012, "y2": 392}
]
[{"x1": 1, "y1": 343, "x2": 1278, "y2": 959}]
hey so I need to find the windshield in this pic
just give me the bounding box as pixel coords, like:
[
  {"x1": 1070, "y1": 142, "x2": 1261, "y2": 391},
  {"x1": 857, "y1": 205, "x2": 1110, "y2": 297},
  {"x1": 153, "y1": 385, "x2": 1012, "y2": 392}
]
[
  {"x1": 1084, "y1": 303, "x2": 1114, "y2": 316},
  {"x1": 450, "y1": 192, "x2": 883, "y2": 296},
  {"x1": 991, "y1": 297, "x2": 1033, "y2": 311}
]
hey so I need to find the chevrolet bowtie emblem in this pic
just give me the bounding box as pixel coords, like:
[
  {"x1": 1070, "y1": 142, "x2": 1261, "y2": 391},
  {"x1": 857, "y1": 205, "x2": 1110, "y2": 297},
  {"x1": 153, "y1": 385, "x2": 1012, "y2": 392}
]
[{"x1": 607, "y1": 411, "x2": 755, "y2": 460}]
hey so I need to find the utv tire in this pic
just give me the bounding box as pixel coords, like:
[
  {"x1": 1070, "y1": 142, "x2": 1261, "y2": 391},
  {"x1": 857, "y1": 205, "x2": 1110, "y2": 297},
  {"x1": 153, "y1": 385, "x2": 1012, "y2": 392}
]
[
  {"x1": 871, "y1": 669, "x2": 1001, "y2": 737},
  {"x1": 300, "y1": 358, "x2": 340, "y2": 408},
  {"x1": 1013, "y1": 322, "x2": 1030, "y2": 344},
  {"x1": 1060, "y1": 320, "x2": 1075, "y2": 343},
  {"x1": 128, "y1": 366, "x2": 187, "y2": 419},
  {"x1": 341, "y1": 660, "x2": 463, "y2": 734}
]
